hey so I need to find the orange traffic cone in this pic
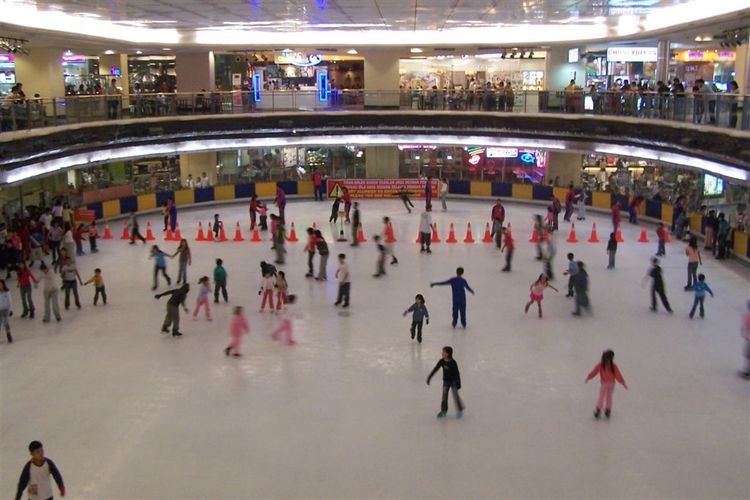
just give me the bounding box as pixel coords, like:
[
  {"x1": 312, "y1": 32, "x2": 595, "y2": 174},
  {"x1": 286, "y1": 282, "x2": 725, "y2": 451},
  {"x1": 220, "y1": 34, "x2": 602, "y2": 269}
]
[
  {"x1": 206, "y1": 222, "x2": 215, "y2": 241},
  {"x1": 102, "y1": 221, "x2": 113, "y2": 240},
  {"x1": 174, "y1": 224, "x2": 182, "y2": 241},
  {"x1": 664, "y1": 229, "x2": 672, "y2": 243},
  {"x1": 588, "y1": 223, "x2": 600, "y2": 243},
  {"x1": 431, "y1": 223, "x2": 441, "y2": 243},
  {"x1": 446, "y1": 223, "x2": 458, "y2": 243},
  {"x1": 566, "y1": 223, "x2": 578, "y2": 243},
  {"x1": 464, "y1": 223, "x2": 475, "y2": 243},
  {"x1": 218, "y1": 223, "x2": 227, "y2": 242},
  {"x1": 357, "y1": 223, "x2": 367, "y2": 243},
  {"x1": 482, "y1": 222, "x2": 492, "y2": 243},
  {"x1": 250, "y1": 226, "x2": 261, "y2": 242},
  {"x1": 385, "y1": 222, "x2": 397, "y2": 243},
  {"x1": 165, "y1": 227, "x2": 173, "y2": 241},
  {"x1": 145, "y1": 221, "x2": 155, "y2": 241},
  {"x1": 638, "y1": 225, "x2": 649, "y2": 243},
  {"x1": 615, "y1": 224, "x2": 624, "y2": 243},
  {"x1": 120, "y1": 221, "x2": 130, "y2": 240},
  {"x1": 529, "y1": 223, "x2": 539, "y2": 243},
  {"x1": 415, "y1": 229, "x2": 422, "y2": 244},
  {"x1": 233, "y1": 221, "x2": 244, "y2": 242},
  {"x1": 196, "y1": 222, "x2": 205, "y2": 241},
  {"x1": 288, "y1": 222, "x2": 298, "y2": 242}
]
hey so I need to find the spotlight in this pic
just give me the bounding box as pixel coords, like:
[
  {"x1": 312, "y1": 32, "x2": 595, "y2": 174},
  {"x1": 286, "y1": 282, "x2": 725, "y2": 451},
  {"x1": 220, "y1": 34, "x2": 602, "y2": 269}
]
[{"x1": 0, "y1": 36, "x2": 29, "y2": 55}]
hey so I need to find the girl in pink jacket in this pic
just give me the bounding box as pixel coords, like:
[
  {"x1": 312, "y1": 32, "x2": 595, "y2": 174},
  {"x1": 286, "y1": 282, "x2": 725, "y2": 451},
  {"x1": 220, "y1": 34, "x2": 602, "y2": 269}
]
[
  {"x1": 585, "y1": 350, "x2": 628, "y2": 419},
  {"x1": 225, "y1": 306, "x2": 249, "y2": 357}
]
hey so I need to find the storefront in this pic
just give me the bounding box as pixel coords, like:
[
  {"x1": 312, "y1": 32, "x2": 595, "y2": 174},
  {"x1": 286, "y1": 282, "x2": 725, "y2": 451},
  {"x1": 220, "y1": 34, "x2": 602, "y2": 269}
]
[
  {"x1": 128, "y1": 55, "x2": 176, "y2": 93},
  {"x1": 0, "y1": 54, "x2": 16, "y2": 95},
  {"x1": 672, "y1": 49, "x2": 736, "y2": 89},
  {"x1": 602, "y1": 47, "x2": 657, "y2": 88},
  {"x1": 62, "y1": 54, "x2": 100, "y2": 95}
]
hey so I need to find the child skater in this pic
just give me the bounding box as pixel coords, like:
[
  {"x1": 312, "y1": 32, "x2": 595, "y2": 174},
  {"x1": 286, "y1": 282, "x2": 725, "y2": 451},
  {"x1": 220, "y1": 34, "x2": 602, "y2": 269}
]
[
  {"x1": 382, "y1": 217, "x2": 398, "y2": 265},
  {"x1": 501, "y1": 226, "x2": 514, "y2": 272},
  {"x1": 585, "y1": 349, "x2": 628, "y2": 419},
  {"x1": 0, "y1": 279, "x2": 12, "y2": 342},
  {"x1": 314, "y1": 230, "x2": 329, "y2": 281},
  {"x1": 373, "y1": 235, "x2": 387, "y2": 278},
  {"x1": 15, "y1": 440, "x2": 65, "y2": 500},
  {"x1": 563, "y1": 253, "x2": 577, "y2": 297},
  {"x1": 149, "y1": 245, "x2": 171, "y2": 290},
  {"x1": 213, "y1": 258, "x2": 228, "y2": 303},
  {"x1": 271, "y1": 294, "x2": 298, "y2": 346},
  {"x1": 606, "y1": 232, "x2": 618, "y2": 269},
  {"x1": 88, "y1": 220, "x2": 99, "y2": 254},
  {"x1": 84, "y1": 268, "x2": 107, "y2": 305},
  {"x1": 524, "y1": 274, "x2": 559, "y2": 318},
  {"x1": 155, "y1": 283, "x2": 190, "y2": 337},
  {"x1": 258, "y1": 201, "x2": 268, "y2": 231},
  {"x1": 305, "y1": 227, "x2": 317, "y2": 278},
  {"x1": 403, "y1": 293, "x2": 429, "y2": 343},
  {"x1": 193, "y1": 276, "x2": 212, "y2": 320},
  {"x1": 426, "y1": 346, "x2": 464, "y2": 419},
  {"x1": 213, "y1": 213, "x2": 223, "y2": 241},
  {"x1": 171, "y1": 239, "x2": 191, "y2": 285},
  {"x1": 430, "y1": 267, "x2": 475, "y2": 328},
  {"x1": 689, "y1": 273, "x2": 714, "y2": 319},
  {"x1": 225, "y1": 306, "x2": 249, "y2": 356},
  {"x1": 655, "y1": 222, "x2": 667, "y2": 256},
  {"x1": 275, "y1": 270, "x2": 288, "y2": 311},
  {"x1": 259, "y1": 268, "x2": 275, "y2": 311}
]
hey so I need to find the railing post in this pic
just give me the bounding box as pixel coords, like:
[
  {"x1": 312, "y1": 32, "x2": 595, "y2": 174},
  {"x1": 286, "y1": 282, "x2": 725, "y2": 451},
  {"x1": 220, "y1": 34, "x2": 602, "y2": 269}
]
[
  {"x1": 52, "y1": 98, "x2": 58, "y2": 126},
  {"x1": 10, "y1": 103, "x2": 16, "y2": 131}
]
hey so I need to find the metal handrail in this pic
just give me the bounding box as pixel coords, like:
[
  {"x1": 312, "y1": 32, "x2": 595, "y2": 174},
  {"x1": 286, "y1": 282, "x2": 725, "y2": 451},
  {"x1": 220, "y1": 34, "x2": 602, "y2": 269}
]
[{"x1": 1, "y1": 89, "x2": 748, "y2": 133}]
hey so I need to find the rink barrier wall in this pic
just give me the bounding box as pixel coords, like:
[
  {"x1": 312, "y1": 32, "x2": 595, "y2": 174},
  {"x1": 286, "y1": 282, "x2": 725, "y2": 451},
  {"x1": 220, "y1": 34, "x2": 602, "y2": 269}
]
[{"x1": 82, "y1": 179, "x2": 750, "y2": 262}]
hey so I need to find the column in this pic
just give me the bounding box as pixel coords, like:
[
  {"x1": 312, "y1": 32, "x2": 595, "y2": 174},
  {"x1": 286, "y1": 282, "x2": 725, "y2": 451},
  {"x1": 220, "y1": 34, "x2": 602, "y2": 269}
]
[
  {"x1": 179, "y1": 152, "x2": 218, "y2": 185},
  {"x1": 656, "y1": 40, "x2": 670, "y2": 84},
  {"x1": 14, "y1": 47, "x2": 64, "y2": 98},
  {"x1": 544, "y1": 46, "x2": 586, "y2": 91},
  {"x1": 362, "y1": 50, "x2": 400, "y2": 109},
  {"x1": 99, "y1": 54, "x2": 130, "y2": 95},
  {"x1": 546, "y1": 151, "x2": 583, "y2": 186},
  {"x1": 365, "y1": 147, "x2": 399, "y2": 178},
  {"x1": 736, "y1": 44, "x2": 750, "y2": 94},
  {"x1": 175, "y1": 51, "x2": 215, "y2": 92}
]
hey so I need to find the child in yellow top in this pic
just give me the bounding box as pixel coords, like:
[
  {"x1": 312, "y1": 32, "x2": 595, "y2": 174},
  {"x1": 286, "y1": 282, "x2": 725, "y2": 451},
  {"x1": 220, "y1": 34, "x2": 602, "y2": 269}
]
[{"x1": 84, "y1": 268, "x2": 107, "y2": 305}]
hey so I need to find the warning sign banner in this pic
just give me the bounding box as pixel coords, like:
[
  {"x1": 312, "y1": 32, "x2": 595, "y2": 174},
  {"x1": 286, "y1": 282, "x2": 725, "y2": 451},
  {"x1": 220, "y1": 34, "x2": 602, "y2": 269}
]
[{"x1": 326, "y1": 179, "x2": 439, "y2": 199}]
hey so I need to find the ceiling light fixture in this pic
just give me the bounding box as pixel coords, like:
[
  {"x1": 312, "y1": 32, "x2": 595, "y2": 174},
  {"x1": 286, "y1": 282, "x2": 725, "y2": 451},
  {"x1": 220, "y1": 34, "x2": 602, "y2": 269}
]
[
  {"x1": 410, "y1": 48, "x2": 423, "y2": 53},
  {"x1": 135, "y1": 50, "x2": 143, "y2": 55},
  {"x1": 346, "y1": 49, "x2": 358, "y2": 55},
  {"x1": 162, "y1": 48, "x2": 172, "y2": 51},
  {"x1": 104, "y1": 49, "x2": 115, "y2": 55},
  {"x1": 0, "y1": 36, "x2": 29, "y2": 55}
]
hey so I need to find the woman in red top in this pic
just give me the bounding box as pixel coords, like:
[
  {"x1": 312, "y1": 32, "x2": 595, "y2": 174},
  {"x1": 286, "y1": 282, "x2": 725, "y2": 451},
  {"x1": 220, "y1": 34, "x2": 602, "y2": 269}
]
[
  {"x1": 17, "y1": 261, "x2": 38, "y2": 319},
  {"x1": 585, "y1": 350, "x2": 628, "y2": 419},
  {"x1": 611, "y1": 201, "x2": 622, "y2": 232}
]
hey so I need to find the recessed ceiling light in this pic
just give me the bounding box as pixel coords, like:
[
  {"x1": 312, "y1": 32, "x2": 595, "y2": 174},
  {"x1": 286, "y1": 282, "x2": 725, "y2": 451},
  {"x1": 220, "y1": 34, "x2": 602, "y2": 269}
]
[
  {"x1": 346, "y1": 49, "x2": 358, "y2": 55},
  {"x1": 410, "y1": 48, "x2": 423, "y2": 53},
  {"x1": 135, "y1": 50, "x2": 143, "y2": 55},
  {"x1": 104, "y1": 49, "x2": 115, "y2": 55},
  {"x1": 162, "y1": 48, "x2": 172, "y2": 51},
  {"x1": 64, "y1": 50, "x2": 73, "y2": 56}
]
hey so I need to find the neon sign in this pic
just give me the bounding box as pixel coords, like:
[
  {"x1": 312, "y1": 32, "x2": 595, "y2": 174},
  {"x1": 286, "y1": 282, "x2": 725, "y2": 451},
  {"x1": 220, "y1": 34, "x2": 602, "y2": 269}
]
[
  {"x1": 277, "y1": 51, "x2": 323, "y2": 67},
  {"x1": 519, "y1": 152, "x2": 536, "y2": 164},
  {"x1": 318, "y1": 70, "x2": 329, "y2": 102},
  {"x1": 252, "y1": 72, "x2": 262, "y2": 102},
  {"x1": 486, "y1": 147, "x2": 518, "y2": 158}
]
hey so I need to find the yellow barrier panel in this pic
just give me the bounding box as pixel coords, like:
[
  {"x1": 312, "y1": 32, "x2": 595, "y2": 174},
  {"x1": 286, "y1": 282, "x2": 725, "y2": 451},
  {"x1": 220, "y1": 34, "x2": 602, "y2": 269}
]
[
  {"x1": 102, "y1": 199, "x2": 120, "y2": 218},
  {"x1": 174, "y1": 189, "x2": 195, "y2": 206},
  {"x1": 137, "y1": 193, "x2": 156, "y2": 211},
  {"x1": 552, "y1": 187, "x2": 568, "y2": 201},
  {"x1": 661, "y1": 204, "x2": 673, "y2": 224},
  {"x1": 734, "y1": 231, "x2": 748, "y2": 257},
  {"x1": 689, "y1": 214, "x2": 702, "y2": 234},
  {"x1": 512, "y1": 184, "x2": 532, "y2": 200},
  {"x1": 214, "y1": 185, "x2": 235, "y2": 201},
  {"x1": 592, "y1": 192, "x2": 611, "y2": 209},
  {"x1": 255, "y1": 182, "x2": 277, "y2": 197},
  {"x1": 297, "y1": 180, "x2": 314, "y2": 195},
  {"x1": 637, "y1": 202, "x2": 646, "y2": 216},
  {"x1": 471, "y1": 181, "x2": 491, "y2": 197}
]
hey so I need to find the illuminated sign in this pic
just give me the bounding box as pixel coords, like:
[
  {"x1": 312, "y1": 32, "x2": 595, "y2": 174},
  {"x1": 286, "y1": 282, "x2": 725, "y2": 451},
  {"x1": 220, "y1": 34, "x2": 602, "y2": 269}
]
[
  {"x1": 397, "y1": 145, "x2": 437, "y2": 150},
  {"x1": 675, "y1": 50, "x2": 736, "y2": 62},
  {"x1": 110, "y1": 66, "x2": 121, "y2": 76},
  {"x1": 606, "y1": 47, "x2": 658, "y2": 62},
  {"x1": 276, "y1": 51, "x2": 323, "y2": 67},
  {"x1": 519, "y1": 152, "x2": 537, "y2": 164},
  {"x1": 318, "y1": 70, "x2": 329, "y2": 101},
  {"x1": 467, "y1": 155, "x2": 481, "y2": 165},
  {"x1": 568, "y1": 48, "x2": 579, "y2": 63},
  {"x1": 0, "y1": 54, "x2": 15, "y2": 63},
  {"x1": 252, "y1": 72, "x2": 262, "y2": 102},
  {"x1": 61, "y1": 55, "x2": 88, "y2": 63},
  {"x1": 486, "y1": 147, "x2": 518, "y2": 158}
]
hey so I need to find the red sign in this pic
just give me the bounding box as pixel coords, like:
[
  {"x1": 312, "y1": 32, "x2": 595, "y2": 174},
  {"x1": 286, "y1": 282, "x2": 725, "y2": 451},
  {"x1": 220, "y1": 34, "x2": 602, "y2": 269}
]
[
  {"x1": 74, "y1": 209, "x2": 96, "y2": 222},
  {"x1": 326, "y1": 179, "x2": 439, "y2": 199}
]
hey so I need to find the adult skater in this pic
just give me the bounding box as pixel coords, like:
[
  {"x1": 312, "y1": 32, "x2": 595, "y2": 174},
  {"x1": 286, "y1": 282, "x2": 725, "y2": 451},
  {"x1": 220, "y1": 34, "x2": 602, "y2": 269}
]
[
  {"x1": 155, "y1": 283, "x2": 190, "y2": 337},
  {"x1": 643, "y1": 257, "x2": 672, "y2": 313},
  {"x1": 249, "y1": 194, "x2": 259, "y2": 230},
  {"x1": 343, "y1": 187, "x2": 352, "y2": 223},
  {"x1": 419, "y1": 210, "x2": 434, "y2": 254},
  {"x1": 329, "y1": 196, "x2": 342, "y2": 223},
  {"x1": 564, "y1": 183, "x2": 575, "y2": 222},
  {"x1": 312, "y1": 169, "x2": 323, "y2": 201},
  {"x1": 439, "y1": 177, "x2": 449, "y2": 211},
  {"x1": 424, "y1": 175, "x2": 433, "y2": 210},
  {"x1": 128, "y1": 212, "x2": 147, "y2": 245},
  {"x1": 395, "y1": 188, "x2": 414, "y2": 213},
  {"x1": 350, "y1": 201, "x2": 361, "y2": 247},
  {"x1": 576, "y1": 188, "x2": 588, "y2": 220},
  {"x1": 491, "y1": 199, "x2": 505, "y2": 249},
  {"x1": 611, "y1": 201, "x2": 621, "y2": 233},
  {"x1": 571, "y1": 261, "x2": 590, "y2": 316},
  {"x1": 684, "y1": 236, "x2": 701, "y2": 290},
  {"x1": 533, "y1": 214, "x2": 545, "y2": 260},
  {"x1": 563, "y1": 253, "x2": 577, "y2": 297},
  {"x1": 426, "y1": 346, "x2": 464, "y2": 418},
  {"x1": 15, "y1": 441, "x2": 65, "y2": 500},
  {"x1": 314, "y1": 230, "x2": 329, "y2": 281},
  {"x1": 501, "y1": 226, "x2": 514, "y2": 272},
  {"x1": 550, "y1": 194, "x2": 561, "y2": 231},
  {"x1": 585, "y1": 350, "x2": 628, "y2": 419},
  {"x1": 305, "y1": 227, "x2": 318, "y2": 277},
  {"x1": 382, "y1": 217, "x2": 398, "y2": 265},
  {"x1": 430, "y1": 267, "x2": 475, "y2": 328},
  {"x1": 334, "y1": 253, "x2": 350, "y2": 308},
  {"x1": 273, "y1": 217, "x2": 286, "y2": 265},
  {"x1": 275, "y1": 185, "x2": 287, "y2": 223},
  {"x1": 167, "y1": 195, "x2": 177, "y2": 233}
]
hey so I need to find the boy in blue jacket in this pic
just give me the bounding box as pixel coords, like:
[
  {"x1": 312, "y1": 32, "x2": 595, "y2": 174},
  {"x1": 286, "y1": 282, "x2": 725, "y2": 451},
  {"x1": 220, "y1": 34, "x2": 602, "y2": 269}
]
[
  {"x1": 689, "y1": 273, "x2": 714, "y2": 319},
  {"x1": 430, "y1": 267, "x2": 475, "y2": 328},
  {"x1": 403, "y1": 293, "x2": 429, "y2": 342}
]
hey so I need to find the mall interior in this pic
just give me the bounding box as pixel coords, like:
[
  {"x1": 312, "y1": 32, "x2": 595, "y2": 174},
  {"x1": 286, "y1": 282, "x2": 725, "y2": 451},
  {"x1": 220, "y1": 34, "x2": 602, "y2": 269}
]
[{"x1": 1, "y1": 1, "x2": 750, "y2": 499}]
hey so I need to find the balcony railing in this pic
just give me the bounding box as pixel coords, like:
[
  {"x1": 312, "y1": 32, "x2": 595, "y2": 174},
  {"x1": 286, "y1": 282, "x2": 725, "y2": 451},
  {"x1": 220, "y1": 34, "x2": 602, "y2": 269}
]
[{"x1": 1, "y1": 89, "x2": 748, "y2": 133}]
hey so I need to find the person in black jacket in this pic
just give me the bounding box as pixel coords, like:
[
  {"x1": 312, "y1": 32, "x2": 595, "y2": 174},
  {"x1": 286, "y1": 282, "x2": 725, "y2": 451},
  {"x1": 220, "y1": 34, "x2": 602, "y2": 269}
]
[
  {"x1": 427, "y1": 346, "x2": 465, "y2": 418},
  {"x1": 571, "y1": 261, "x2": 590, "y2": 316},
  {"x1": 350, "y1": 202, "x2": 361, "y2": 247},
  {"x1": 155, "y1": 283, "x2": 190, "y2": 336},
  {"x1": 643, "y1": 257, "x2": 672, "y2": 313}
]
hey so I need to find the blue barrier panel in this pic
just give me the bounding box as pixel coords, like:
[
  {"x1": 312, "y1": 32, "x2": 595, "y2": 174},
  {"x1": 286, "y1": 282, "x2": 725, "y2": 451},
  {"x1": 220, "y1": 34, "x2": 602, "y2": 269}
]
[
  {"x1": 119, "y1": 196, "x2": 137, "y2": 214},
  {"x1": 235, "y1": 183, "x2": 256, "y2": 199},
  {"x1": 450, "y1": 180, "x2": 470, "y2": 195},
  {"x1": 194, "y1": 187, "x2": 214, "y2": 203},
  {"x1": 645, "y1": 200, "x2": 662, "y2": 219},
  {"x1": 532, "y1": 185, "x2": 553, "y2": 201},
  {"x1": 88, "y1": 202, "x2": 103, "y2": 220},
  {"x1": 277, "y1": 181, "x2": 298, "y2": 195},
  {"x1": 156, "y1": 190, "x2": 174, "y2": 208},
  {"x1": 491, "y1": 182, "x2": 513, "y2": 197},
  {"x1": 613, "y1": 194, "x2": 629, "y2": 209}
]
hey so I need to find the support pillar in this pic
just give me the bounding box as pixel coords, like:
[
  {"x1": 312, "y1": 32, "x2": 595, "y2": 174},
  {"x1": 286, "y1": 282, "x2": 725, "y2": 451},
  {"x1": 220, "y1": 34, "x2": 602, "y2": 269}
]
[
  {"x1": 365, "y1": 147, "x2": 399, "y2": 178},
  {"x1": 546, "y1": 151, "x2": 583, "y2": 187},
  {"x1": 656, "y1": 40, "x2": 670, "y2": 83},
  {"x1": 99, "y1": 54, "x2": 130, "y2": 95},
  {"x1": 362, "y1": 50, "x2": 400, "y2": 109},
  {"x1": 175, "y1": 51, "x2": 216, "y2": 92},
  {"x1": 736, "y1": 44, "x2": 750, "y2": 94},
  {"x1": 545, "y1": 46, "x2": 586, "y2": 91},
  {"x1": 14, "y1": 47, "x2": 64, "y2": 98},
  {"x1": 179, "y1": 152, "x2": 218, "y2": 185}
]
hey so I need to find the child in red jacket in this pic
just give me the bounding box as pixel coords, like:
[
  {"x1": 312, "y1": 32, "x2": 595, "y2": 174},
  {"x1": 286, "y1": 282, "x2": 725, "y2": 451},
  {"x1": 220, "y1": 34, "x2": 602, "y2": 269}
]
[{"x1": 585, "y1": 350, "x2": 628, "y2": 419}]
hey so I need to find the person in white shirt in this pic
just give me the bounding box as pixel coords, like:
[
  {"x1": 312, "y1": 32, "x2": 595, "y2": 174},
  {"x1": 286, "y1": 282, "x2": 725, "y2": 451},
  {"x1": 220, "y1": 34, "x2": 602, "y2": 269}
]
[
  {"x1": 334, "y1": 253, "x2": 350, "y2": 308},
  {"x1": 419, "y1": 211, "x2": 434, "y2": 253},
  {"x1": 39, "y1": 209, "x2": 53, "y2": 231},
  {"x1": 15, "y1": 440, "x2": 65, "y2": 500},
  {"x1": 39, "y1": 262, "x2": 61, "y2": 322},
  {"x1": 200, "y1": 172, "x2": 210, "y2": 188},
  {"x1": 105, "y1": 78, "x2": 120, "y2": 119},
  {"x1": 439, "y1": 177, "x2": 449, "y2": 211},
  {"x1": 184, "y1": 174, "x2": 194, "y2": 189}
]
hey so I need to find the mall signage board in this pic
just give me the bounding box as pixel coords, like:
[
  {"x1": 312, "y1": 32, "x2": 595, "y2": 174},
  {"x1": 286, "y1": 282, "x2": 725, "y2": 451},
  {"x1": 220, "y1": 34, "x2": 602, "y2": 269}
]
[
  {"x1": 486, "y1": 147, "x2": 519, "y2": 158},
  {"x1": 327, "y1": 179, "x2": 438, "y2": 199},
  {"x1": 606, "y1": 47, "x2": 657, "y2": 62},
  {"x1": 568, "y1": 48, "x2": 579, "y2": 63},
  {"x1": 276, "y1": 51, "x2": 323, "y2": 67}
]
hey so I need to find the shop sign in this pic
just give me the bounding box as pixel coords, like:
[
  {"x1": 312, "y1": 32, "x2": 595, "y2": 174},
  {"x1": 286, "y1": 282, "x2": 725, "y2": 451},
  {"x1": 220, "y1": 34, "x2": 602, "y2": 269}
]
[
  {"x1": 486, "y1": 147, "x2": 518, "y2": 158},
  {"x1": 397, "y1": 144, "x2": 437, "y2": 150},
  {"x1": 276, "y1": 51, "x2": 322, "y2": 67},
  {"x1": 326, "y1": 178, "x2": 438, "y2": 199},
  {"x1": 606, "y1": 47, "x2": 657, "y2": 62},
  {"x1": 675, "y1": 50, "x2": 736, "y2": 62},
  {"x1": 61, "y1": 55, "x2": 88, "y2": 63},
  {"x1": 0, "y1": 54, "x2": 15, "y2": 63},
  {"x1": 568, "y1": 48, "x2": 579, "y2": 63}
]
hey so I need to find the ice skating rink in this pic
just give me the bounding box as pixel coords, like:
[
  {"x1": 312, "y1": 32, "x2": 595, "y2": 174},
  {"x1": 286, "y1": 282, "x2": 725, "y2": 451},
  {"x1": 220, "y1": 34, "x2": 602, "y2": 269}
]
[{"x1": 1, "y1": 199, "x2": 749, "y2": 499}]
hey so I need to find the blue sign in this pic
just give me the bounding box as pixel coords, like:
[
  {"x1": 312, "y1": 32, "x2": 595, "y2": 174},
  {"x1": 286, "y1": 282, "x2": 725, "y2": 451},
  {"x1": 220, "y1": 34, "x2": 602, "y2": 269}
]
[
  {"x1": 252, "y1": 72, "x2": 262, "y2": 102},
  {"x1": 318, "y1": 70, "x2": 329, "y2": 102},
  {"x1": 519, "y1": 152, "x2": 536, "y2": 164}
]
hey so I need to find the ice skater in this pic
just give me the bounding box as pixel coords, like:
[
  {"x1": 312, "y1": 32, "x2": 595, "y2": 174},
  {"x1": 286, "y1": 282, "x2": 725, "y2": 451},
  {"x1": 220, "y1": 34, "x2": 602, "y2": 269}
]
[
  {"x1": 403, "y1": 293, "x2": 429, "y2": 343},
  {"x1": 149, "y1": 245, "x2": 172, "y2": 290},
  {"x1": 39, "y1": 263, "x2": 61, "y2": 323},
  {"x1": 258, "y1": 201, "x2": 268, "y2": 231},
  {"x1": 193, "y1": 276, "x2": 212, "y2": 320},
  {"x1": 171, "y1": 239, "x2": 191, "y2": 285},
  {"x1": 524, "y1": 274, "x2": 558, "y2": 319},
  {"x1": 0, "y1": 279, "x2": 12, "y2": 342},
  {"x1": 343, "y1": 186, "x2": 352, "y2": 223},
  {"x1": 373, "y1": 235, "x2": 387, "y2": 277},
  {"x1": 611, "y1": 201, "x2": 621, "y2": 233},
  {"x1": 84, "y1": 268, "x2": 107, "y2": 305},
  {"x1": 563, "y1": 253, "x2": 577, "y2": 297},
  {"x1": 167, "y1": 195, "x2": 178, "y2": 233},
  {"x1": 334, "y1": 253, "x2": 350, "y2": 308},
  {"x1": 643, "y1": 257, "x2": 672, "y2": 313},
  {"x1": 741, "y1": 301, "x2": 750, "y2": 379},
  {"x1": 533, "y1": 214, "x2": 545, "y2": 260},
  {"x1": 655, "y1": 222, "x2": 667, "y2": 256},
  {"x1": 275, "y1": 185, "x2": 287, "y2": 223},
  {"x1": 329, "y1": 196, "x2": 342, "y2": 223},
  {"x1": 88, "y1": 220, "x2": 99, "y2": 253},
  {"x1": 576, "y1": 188, "x2": 588, "y2": 220},
  {"x1": 155, "y1": 283, "x2": 190, "y2": 337},
  {"x1": 315, "y1": 230, "x2": 329, "y2": 281},
  {"x1": 15, "y1": 440, "x2": 65, "y2": 500},
  {"x1": 213, "y1": 258, "x2": 228, "y2": 303},
  {"x1": 16, "y1": 261, "x2": 37, "y2": 319},
  {"x1": 271, "y1": 294, "x2": 297, "y2": 345},
  {"x1": 571, "y1": 261, "x2": 590, "y2": 316},
  {"x1": 606, "y1": 232, "x2": 618, "y2": 269},
  {"x1": 501, "y1": 226, "x2": 514, "y2": 272},
  {"x1": 212, "y1": 213, "x2": 223, "y2": 241},
  {"x1": 128, "y1": 212, "x2": 147, "y2": 245},
  {"x1": 395, "y1": 188, "x2": 414, "y2": 213},
  {"x1": 491, "y1": 199, "x2": 506, "y2": 249},
  {"x1": 439, "y1": 177, "x2": 448, "y2": 211},
  {"x1": 419, "y1": 210, "x2": 433, "y2": 254},
  {"x1": 424, "y1": 176, "x2": 433, "y2": 210},
  {"x1": 272, "y1": 215, "x2": 286, "y2": 265},
  {"x1": 585, "y1": 350, "x2": 628, "y2": 419},
  {"x1": 350, "y1": 201, "x2": 360, "y2": 246},
  {"x1": 60, "y1": 256, "x2": 83, "y2": 310},
  {"x1": 684, "y1": 236, "x2": 701, "y2": 290},
  {"x1": 275, "y1": 270, "x2": 288, "y2": 311},
  {"x1": 224, "y1": 306, "x2": 249, "y2": 357},
  {"x1": 543, "y1": 227, "x2": 556, "y2": 281},
  {"x1": 426, "y1": 346, "x2": 464, "y2": 419},
  {"x1": 688, "y1": 274, "x2": 714, "y2": 319},
  {"x1": 259, "y1": 268, "x2": 275, "y2": 312},
  {"x1": 430, "y1": 267, "x2": 475, "y2": 328},
  {"x1": 305, "y1": 227, "x2": 318, "y2": 278},
  {"x1": 382, "y1": 217, "x2": 398, "y2": 265}
]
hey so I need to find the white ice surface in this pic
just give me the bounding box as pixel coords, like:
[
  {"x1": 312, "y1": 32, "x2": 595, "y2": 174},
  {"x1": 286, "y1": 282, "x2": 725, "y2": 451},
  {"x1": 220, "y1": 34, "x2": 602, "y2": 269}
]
[{"x1": 1, "y1": 199, "x2": 749, "y2": 499}]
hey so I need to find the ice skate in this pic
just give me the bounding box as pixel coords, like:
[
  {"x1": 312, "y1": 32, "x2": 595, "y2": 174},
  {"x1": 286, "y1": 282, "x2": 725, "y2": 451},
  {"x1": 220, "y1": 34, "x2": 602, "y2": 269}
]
[{"x1": 436, "y1": 411, "x2": 446, "y2": 418}]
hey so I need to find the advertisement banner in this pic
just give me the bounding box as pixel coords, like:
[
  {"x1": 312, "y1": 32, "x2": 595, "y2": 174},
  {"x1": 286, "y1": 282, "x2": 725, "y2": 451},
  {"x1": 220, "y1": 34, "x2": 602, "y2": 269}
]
[{"x1": 326, "y1": 179, "x2": 439, "y2": 199}]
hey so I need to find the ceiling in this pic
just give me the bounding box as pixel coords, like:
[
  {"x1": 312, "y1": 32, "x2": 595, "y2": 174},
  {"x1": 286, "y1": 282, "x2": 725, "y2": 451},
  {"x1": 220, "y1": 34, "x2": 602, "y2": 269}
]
[{"x1": 1, "y1": 0, "x2": 749, "y2": 49}]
